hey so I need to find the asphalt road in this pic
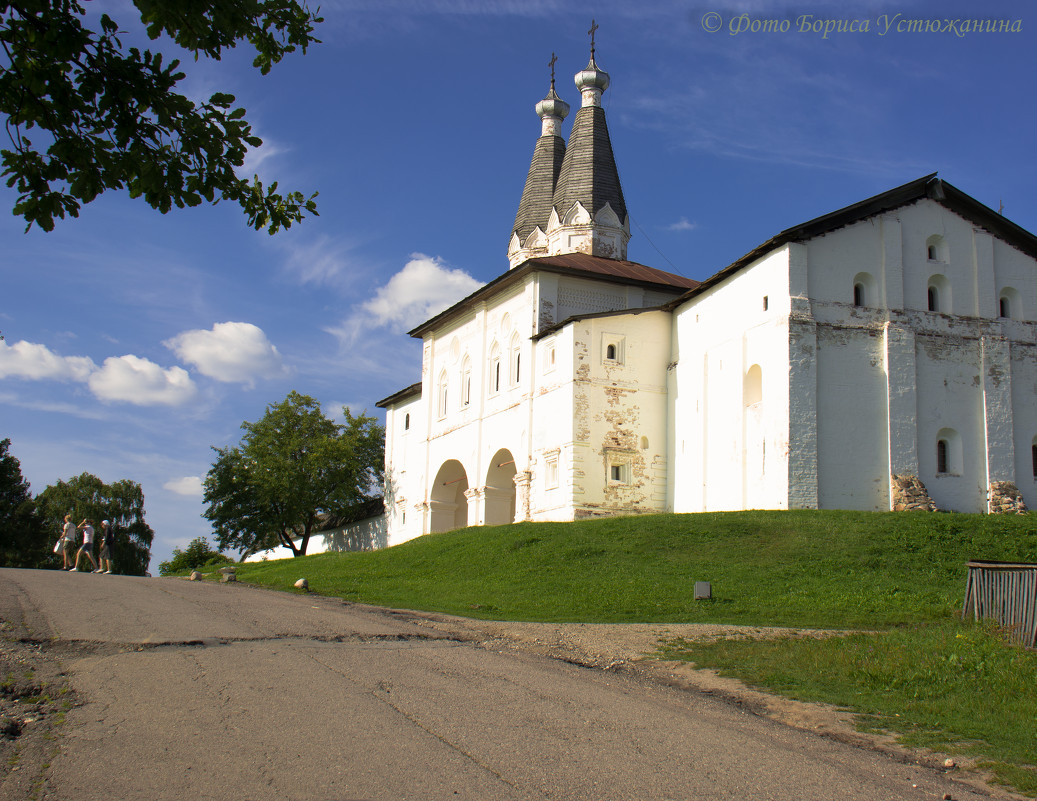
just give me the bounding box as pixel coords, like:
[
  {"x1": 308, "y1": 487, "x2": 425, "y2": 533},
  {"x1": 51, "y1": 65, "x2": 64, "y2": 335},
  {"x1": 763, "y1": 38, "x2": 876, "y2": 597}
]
[{"x1": 0, "y1": 569, "x2": 996, "y2": 801}]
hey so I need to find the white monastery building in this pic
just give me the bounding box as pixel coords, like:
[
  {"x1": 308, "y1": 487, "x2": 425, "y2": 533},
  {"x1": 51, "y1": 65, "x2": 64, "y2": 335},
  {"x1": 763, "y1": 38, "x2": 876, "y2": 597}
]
[{"x1": 377, "y1": 43, "x2": 1037, "y2": 548}]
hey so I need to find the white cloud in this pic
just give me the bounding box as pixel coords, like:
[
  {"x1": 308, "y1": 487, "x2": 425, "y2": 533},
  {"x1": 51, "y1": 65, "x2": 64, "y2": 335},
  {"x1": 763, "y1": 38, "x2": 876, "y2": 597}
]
[
  {"x1": 164, "y1": 476, "x2": 204, "y2": 497},
  {"x1": 88, "y1": 355, "x2": 196, "y2": 406},
  {"x1": 359, "y1": 254, "x2": 483, "y2": 332},
  {"x1": 279, "y1": 234, "x2": 353, "y2": 285},
  {"x1": 0, "y1": 340, "x2": 96, "y2": 381},
  {"x1": 165, "y1": 322, "x2": 285, "y2": 386},
  {"x1": 667, "y1": 217, "x2": 698, "y2": 232}
]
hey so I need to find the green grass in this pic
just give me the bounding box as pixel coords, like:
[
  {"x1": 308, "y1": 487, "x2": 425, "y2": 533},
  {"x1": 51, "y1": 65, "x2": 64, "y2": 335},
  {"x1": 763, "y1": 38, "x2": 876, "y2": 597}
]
[
  {"x1": 235, "y1": 510, "x2": 1037, "y2": 627},
  {"x1": 659, "y1": 619, "x2": 1037, "y2": 795},
  {"x1": 229, "y1": 509, "x2": 1037, "y2": 796}
]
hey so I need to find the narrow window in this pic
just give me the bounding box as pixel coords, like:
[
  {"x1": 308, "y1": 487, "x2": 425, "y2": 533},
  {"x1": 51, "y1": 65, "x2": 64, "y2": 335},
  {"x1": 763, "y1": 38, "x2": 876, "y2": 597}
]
[
  {"x1": 853, "y1": 283, "x2": 865, "y2": 307},
  {"x1": 927, "y1": 244, "x2": 938, "y2": 260},
  {"x1": 762, "y1": 295, "x2": 769, "y2": 311},
  {"x1": 404, "y1": 413, "x2": 410, "y2": 431},
  {"x1": 461, "y1": 357, "x2": 472, "y2": 407},
  {"x1": 928, "y1": 286, "x2": 939, "y2": 312},
  {"x1": 610, "y1": 464, "x2": 622, "y2": 481},
  {"x1": 1000, "y1": 296, "x2": 1010, "y2": 318},
  {"x1": 515, "y1": 353, "x2": 521, "y2": 384},
  {"x1": 1032, "y1": 443, "x2": 1037, "y2": 479},
  {"x1": 494, "y1": 361, "x2": 501, "y2": 392},
  {"x1": 606, "y1": 344, "x2": 617, "y2": 360},
  {"x1": 937, "y1": 439, "x2": 948, "y2": 474}
]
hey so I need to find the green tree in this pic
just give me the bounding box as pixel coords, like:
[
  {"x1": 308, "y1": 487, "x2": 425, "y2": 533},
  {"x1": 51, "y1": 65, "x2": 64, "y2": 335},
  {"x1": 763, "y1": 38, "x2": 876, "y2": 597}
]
[
  {"x1": 0, "y1": 437, "x2": 50, "y2": 568},
  {"x1": 1, "y1": 1, "x2": 321, "y2": 233},
  {"x1": 157, "y1": 536, "x2": 230, "y2": 576},
  {"x1": 36, "y1": 473, "x2": 154, "y2": 575},
  {"x1": 204, "y1": 391, "x2": 384, "y2": 557}
]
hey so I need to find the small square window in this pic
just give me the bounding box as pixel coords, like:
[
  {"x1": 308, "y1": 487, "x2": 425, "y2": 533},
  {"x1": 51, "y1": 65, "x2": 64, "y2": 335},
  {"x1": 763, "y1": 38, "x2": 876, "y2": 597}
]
[{"x1": 609, "y1": 463, "x2": 628, "y2": 484}]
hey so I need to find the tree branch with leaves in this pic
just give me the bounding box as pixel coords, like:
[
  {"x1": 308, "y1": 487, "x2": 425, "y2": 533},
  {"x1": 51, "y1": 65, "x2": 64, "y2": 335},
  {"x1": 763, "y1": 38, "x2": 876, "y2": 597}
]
[{"x1": 0, "y1": 0, "x2": 321, "y2": 232}]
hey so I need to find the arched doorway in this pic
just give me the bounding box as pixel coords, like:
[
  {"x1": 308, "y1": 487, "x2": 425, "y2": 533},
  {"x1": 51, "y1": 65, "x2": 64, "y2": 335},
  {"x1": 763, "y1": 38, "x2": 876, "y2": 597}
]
[
  {"x1": 430, "y1": 460, "x2": 469, "y2": 533},
  {"x1": 484, "y1": 448, "x2": 517, "y2": 525}
]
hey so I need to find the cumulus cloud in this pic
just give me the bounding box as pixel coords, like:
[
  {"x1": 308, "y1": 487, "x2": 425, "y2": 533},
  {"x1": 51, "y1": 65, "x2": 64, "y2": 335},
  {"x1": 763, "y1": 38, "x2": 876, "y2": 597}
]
[
  {"x1": 361, "y1": 254, "x2": 483, "y2": 331},
  {"x1": 0, "y1": 340, "x2": 95, "y2": 381},
  {"x1": 88, "y1": 355, "x2": 196, "y2": 406},
  {"x1": 164, "y1": 476, "x2": 204, "y2": 497},
  {"x1": 165, "y1": 322, "x2": 285, "y2": 386}
]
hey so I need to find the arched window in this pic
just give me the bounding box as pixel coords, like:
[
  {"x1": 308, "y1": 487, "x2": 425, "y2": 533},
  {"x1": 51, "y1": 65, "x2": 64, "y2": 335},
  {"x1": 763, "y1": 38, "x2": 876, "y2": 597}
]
[
  {"x1": 999, "y1": 287, "x2": 1021, "y2": 320},
  {"x1": 509, "y1": 333, "x2": 522, "y2": 386},
  {"x1": 927, "y1": 275, "x2": 951, "y2": 314},
  {"x1": 488, "y1": 343, "x2": 501, "y2": 395},
  {"x1": 935, "y1": 427, "x2": 962, "y2": 476},
  {"x1": 852, "y1": 272, "x2": 875, "y2": 309},
  {"x1": 437, "y1": 370, "x2": 449, "y2": 418},
  {"x1": 853, "y1": 283, "x2": 865, "y2": 307},
  {"x1": 606, "y1": 344, "x2": 617, "y2": 360},
  {"x1": 926, "y1": 235, "x2": 948, "y2": 263},
  {"x1": 936, "y1": 438, "x2": 948, "y2": 474},
  {"x1": 460, "y1": 356, "x2": 472, "y2": 407}
]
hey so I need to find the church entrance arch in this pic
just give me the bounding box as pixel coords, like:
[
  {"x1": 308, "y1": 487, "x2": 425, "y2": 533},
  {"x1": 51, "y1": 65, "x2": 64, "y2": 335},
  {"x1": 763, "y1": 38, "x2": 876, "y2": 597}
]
[
  {"x1": 430, "y1": 460, "x2": 469, "y2": 533},
  {"x1": 484, "y1": 448, "x2": 518, "y2": 525}
]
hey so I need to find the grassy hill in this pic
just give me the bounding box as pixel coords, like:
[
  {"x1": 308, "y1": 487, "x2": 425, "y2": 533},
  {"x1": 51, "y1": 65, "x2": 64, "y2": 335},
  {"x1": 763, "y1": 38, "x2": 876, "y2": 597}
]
[{"x1": 236, "y1": 509, "x2": 1037, "y2": 628}]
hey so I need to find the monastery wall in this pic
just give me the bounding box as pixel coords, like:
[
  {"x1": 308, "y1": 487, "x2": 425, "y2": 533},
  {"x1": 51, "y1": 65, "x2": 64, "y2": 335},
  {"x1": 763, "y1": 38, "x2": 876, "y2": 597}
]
[
  {"x1": 568, "y1": 310, "x2": 671, "y2": 517},
  {"x1": 670, "y1": 248, "x2": 793, "y2": 513},
  {"x1": 383, "y1": 392, "x2": 425, "y2": 546}
]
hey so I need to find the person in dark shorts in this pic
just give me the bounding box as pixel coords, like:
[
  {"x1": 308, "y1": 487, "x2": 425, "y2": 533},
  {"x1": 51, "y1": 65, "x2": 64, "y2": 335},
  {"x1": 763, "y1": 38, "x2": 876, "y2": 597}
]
[
  {"x1": 98, "y1": 520, "x2": 115, "y2": 574},
  {"x1": 74, "y1": 518, "x2": 99, "y2": 572}
]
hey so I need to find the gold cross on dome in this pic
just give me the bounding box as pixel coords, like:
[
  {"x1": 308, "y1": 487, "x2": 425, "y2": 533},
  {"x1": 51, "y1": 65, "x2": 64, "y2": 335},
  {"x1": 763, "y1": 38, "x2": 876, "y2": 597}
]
[{"x1": 588, "y1": 19, "x2": 599, "y2": 56}]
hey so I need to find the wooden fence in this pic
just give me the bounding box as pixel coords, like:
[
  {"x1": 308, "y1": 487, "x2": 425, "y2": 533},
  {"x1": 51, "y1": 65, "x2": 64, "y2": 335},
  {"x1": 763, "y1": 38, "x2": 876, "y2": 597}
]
[{"x1": 961, "y1": 560, "x2": 1037, "y2": 647}]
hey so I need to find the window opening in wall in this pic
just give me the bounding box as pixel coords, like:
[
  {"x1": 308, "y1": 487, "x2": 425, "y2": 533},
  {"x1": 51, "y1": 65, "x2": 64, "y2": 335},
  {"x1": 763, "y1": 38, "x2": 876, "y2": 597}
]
[
  {"x1": 402, "y1": 510, "x2": 406, "y2": 524},
  {"x1": 404, "y1": 413, "x2": 410, "y2": 431},
  {"x1": 515, "y1": 353, "x2": 521, "y2": 384},
  {"x1": 927, "y1": 245, "x2": 938, "y2": 260},
  {"x1": 762, "y1": 295, "x2": 769, "y2": 311},
  {"x1": 494, "y1": 361, "x2": 501, "y2": 392},
  {"x1": 641, "y1": 436, "x2": 649, "y2": 450},
  {"x1": 610, "y1": 464, "x2": 622, "y2": 482},
  {"x1": 545, "y1": 453, "x2": 559, "y2": 489},
  {"x1": 853, "y1": 283, "x2": 865, "y2": 307},
  {"x1": 1032, "y1": 441, "x2": 1037, "y2": 479},
  {"x1": 928, "y1": 286, "x2": 939, "y2": 312},
  {"x1": 937, "y1": 438, "x2": 949, "y2": 474},
  {"x1": 461, "y1": 357, "x2": 472, "y2": 407},
  {"x1": 606, "y1": 344, "x2": 617, "y2": 360},
  {"x1": 437, "y1": 371, "x2": 448, "y2": 418},
  {"x1": 1000, "y1": 297, "x2": 1009, "y2": 318}
]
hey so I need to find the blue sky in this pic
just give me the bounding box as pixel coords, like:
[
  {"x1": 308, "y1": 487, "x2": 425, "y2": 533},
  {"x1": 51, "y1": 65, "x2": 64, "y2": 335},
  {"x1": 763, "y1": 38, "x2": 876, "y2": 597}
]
[{"x1": 2, "y1": 0, "x2": 1034, "y2": 569}]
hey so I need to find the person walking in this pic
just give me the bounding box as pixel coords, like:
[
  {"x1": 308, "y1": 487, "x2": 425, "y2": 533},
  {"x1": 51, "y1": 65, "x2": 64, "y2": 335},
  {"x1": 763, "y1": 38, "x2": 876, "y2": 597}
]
[
  {"x1": 98, "y1": 520, "x2": 115, "y2": 574},
  {"x1": 58, "y1": 514, "x2": 77, "y2": 570},
  {"x1": 74, "y1": 518, "x2": 99, "y2": 573}
]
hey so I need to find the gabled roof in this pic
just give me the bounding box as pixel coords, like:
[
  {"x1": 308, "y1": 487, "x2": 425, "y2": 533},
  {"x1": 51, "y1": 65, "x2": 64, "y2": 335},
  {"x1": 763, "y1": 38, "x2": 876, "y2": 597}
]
[
  {"x1": 665, "y1": 174, "x2": 1037, "y2": 309},
  {"x1": 408, "y1": 254, "x2": 698, "y2": 338}
]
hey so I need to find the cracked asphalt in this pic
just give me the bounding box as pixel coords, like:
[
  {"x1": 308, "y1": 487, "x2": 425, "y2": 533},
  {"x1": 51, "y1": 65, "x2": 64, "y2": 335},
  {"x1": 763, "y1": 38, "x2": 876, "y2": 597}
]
[{"x1": 0, "y1": 569, "x2": 1013, "y2": 801}]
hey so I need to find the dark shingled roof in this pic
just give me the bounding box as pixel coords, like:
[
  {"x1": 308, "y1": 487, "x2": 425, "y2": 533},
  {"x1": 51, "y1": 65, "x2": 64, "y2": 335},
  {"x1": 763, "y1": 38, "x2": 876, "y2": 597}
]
[
  {"x1": 408, "y1": 254, "x2": 697, "y2": 339},
  {"x1": 513, "y1": 134, "x2": 566, "y2": 242},
  {"x1": 663, "y1": 174, "x2": 1037, "y2": 309},
  {"x1": 551, "y1": 105, "x2": 627, "y2": 223},
  {"x1": 375, "y1": 382, "x2": 421, "y2": 409}
]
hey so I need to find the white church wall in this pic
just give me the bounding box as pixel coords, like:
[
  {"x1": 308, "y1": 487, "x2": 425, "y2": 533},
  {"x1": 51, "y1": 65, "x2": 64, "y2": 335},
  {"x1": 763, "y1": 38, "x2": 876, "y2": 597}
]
[
  {"x1": 570, "y1": 310, "x2": 672, "y2": 517},
  {"x1": 384, "y1": 392, "x2": 425, "y2": 546},
  {"x1": 529, "y1": 327, "x2": 577, "y2": 520},
  {"x1": 1011, "y1": 341, "x2": 1037, "y2": 509},
  {"x1": 670, "y1": 248, "x2": 793, "y2": 513}
]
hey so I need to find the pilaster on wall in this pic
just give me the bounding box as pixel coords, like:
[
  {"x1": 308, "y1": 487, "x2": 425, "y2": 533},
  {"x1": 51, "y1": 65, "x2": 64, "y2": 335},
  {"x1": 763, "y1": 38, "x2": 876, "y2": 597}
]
[
  {"x1": 788, "y1": 303, "x2": 818, "y2": 509},
  {"x1": 972, "y1": 230, "x2": 996, "y2": 319},
  {"x1": 880, "y1": 214, "x2": 904, "y2": 310},
  {"x1": 513, "y1": 471, "x2": 532, "y2": 522},
  {"x1": 884, "y1": 322, "x2": 920, "y2": 495},
  {"x1": 982, "y1": 334, "x2": 1016, "y2": 499},
  {"x1": 464, "y1": 487, "x2": 484, "y2": 527}
]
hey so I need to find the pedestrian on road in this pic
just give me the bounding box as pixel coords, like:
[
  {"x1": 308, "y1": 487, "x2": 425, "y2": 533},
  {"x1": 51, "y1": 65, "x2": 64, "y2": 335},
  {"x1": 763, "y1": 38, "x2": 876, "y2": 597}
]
[
  {"x1": 98, "y1": 520, "x2": 115, "y2": 574},
  {"x1": 74, "y1": 519, "x2": 99, "y2": 573},
  {"x1": 58, "y1": 514, "x2": 77, "y2": 570}
]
